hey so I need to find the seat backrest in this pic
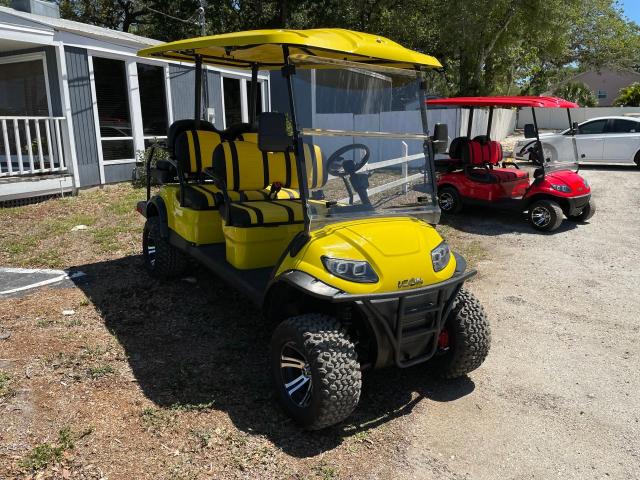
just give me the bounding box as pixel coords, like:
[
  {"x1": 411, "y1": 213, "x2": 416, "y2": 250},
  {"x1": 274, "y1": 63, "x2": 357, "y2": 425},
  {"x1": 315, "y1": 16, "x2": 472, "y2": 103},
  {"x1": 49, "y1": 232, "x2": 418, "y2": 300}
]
[
  {"x1": 167, "y1": 119, "x2": 220, "y2": 158},
  {"x1": 174, "y1": 130, "x2": 224, "y2": 175},
  {"x1": 463, "y1": 138, "x2": 503, "y2": 166},
  {"x1": 449, "y1": 136, "x2": 470, "y2": 159},
  {"x1": 211, "y1": 141, "x2": 324, "y2": 192}
]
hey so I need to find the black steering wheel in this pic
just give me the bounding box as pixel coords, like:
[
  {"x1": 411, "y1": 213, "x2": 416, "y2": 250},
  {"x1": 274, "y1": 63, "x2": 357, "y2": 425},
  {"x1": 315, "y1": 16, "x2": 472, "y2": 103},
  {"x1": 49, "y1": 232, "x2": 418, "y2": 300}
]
[{"x1": 326, "y1": 144, "x2": 371, "y2": 177}]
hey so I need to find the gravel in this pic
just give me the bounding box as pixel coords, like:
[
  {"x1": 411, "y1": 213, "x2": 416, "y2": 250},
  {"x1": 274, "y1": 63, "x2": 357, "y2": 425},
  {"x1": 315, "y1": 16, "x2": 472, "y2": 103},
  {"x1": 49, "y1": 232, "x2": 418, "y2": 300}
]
[{"x1": 403, "y1": 165, "x2": 640, "y2": 479}]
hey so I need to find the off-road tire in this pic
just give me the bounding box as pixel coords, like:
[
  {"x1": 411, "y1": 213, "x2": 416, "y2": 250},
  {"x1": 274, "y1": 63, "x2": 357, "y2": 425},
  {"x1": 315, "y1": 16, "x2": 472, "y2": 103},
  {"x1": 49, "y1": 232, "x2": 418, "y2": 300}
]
[
  {"x1": 271, "y1": 314, "x2": 361, "y2": 430},
  {"x1": 568, "y1": 199, "x2": 596, "y2": 222},
  {"x1": 432, "y1": 288, "x2": 491, "y2": 379},
  {"x1": 438, "y1": 186, "x2": 463, "y2": 214},
  {"x1": 528, "y1": 199, "x2": 563, "y2": 232},
  {"x1": 143, "y1": 216, "x2": 189, "y2": 279}
]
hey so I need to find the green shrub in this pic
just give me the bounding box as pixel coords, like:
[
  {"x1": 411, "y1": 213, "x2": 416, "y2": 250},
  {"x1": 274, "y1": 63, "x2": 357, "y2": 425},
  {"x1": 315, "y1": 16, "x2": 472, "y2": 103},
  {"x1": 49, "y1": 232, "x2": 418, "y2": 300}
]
[
  {"x1": 613, "y1": 82, "x2": 640, "y2": 107},
  {"x1": 131, "y1": 142, "x2": 170, "y2": 188}
]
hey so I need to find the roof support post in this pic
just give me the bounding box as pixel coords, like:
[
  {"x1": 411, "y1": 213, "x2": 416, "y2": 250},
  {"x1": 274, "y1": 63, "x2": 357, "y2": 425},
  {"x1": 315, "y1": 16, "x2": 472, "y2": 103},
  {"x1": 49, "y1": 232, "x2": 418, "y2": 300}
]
[
  {"x1": 194, "y1": 54, "x2": 203, "y2": 127},
  {"x1": 486, "y1": 106, "x2": 493, "y2": 138},
  {"x1": 466, "y1": 107, "x2": 474, "y2": 138},
  {"x1": 249, "y1": 63, "x2": 258, "y2": 125},
  {"x1": 531, "y1": 106, "x2": 544, "y2": 165},
  {"x1": 417, "y1": 71, "x2": 437, "y2": 201},
  {"x1": 282, "y1": 45, "x2": 311, "y2": 237}
]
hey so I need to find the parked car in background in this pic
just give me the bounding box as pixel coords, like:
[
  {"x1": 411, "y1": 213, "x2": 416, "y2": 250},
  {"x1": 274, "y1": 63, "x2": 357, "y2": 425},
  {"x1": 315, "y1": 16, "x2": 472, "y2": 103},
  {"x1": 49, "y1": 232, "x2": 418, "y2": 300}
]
[{"x1": 515, "y1": 116, "x2": 640, "y2": 167}]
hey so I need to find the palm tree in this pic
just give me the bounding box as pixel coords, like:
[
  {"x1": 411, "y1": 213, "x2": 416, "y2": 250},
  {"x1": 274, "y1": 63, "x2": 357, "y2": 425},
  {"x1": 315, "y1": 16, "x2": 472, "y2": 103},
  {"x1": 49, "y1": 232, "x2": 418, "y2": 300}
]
[{"x1": 553, "y1": 81, "x2": 598, "y2": 107}]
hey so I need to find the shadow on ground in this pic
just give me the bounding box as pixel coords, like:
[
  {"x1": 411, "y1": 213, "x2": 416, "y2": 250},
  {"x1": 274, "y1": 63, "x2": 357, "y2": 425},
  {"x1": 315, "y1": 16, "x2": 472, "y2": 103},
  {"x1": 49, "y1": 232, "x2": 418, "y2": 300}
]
[
  {"x1": 71, "y1": 255, "x2": 474, "y2": 457},
  {"x1": 439, "y1": 205, "x2": 582, "y2": 236}
]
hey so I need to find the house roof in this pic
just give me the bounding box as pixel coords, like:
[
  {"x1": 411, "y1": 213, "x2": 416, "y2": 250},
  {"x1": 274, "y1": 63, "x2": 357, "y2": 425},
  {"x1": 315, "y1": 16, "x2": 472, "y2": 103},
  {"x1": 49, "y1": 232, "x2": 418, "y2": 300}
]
[{"x1": 0, "y1": 5, "x2": 160, "y2": 48}]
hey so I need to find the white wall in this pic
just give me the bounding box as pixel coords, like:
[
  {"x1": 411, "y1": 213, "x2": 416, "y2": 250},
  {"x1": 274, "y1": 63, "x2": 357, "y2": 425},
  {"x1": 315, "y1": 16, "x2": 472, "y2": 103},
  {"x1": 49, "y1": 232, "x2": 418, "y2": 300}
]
[
  {"x1": 310, "y1": 108, "x2": 517, "y2": 165},
  {"x1": 517, "y1": 107, "x2": 640, "y2": 130}
]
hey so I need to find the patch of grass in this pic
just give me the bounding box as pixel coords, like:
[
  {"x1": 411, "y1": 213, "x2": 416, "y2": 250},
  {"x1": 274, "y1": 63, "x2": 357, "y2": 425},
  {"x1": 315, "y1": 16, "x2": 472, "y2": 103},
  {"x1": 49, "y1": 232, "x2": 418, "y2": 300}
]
[
  {"x1": 19, "y1": 427, "x2": 75, "y2": 472},
  {"x1": 43, "y1": 213, "x2": 96, "y2": 235},
  {"x1": 87, "y1": 364, "x2": 114, "y2": 379},
  {"x1": 0, "y1": 371, "x2": 12, "y2": 396},
  {"x1": 36, "y1": 318, "x2": 55, "y2": 328},
  {"x1": 140, "y1": 407, "x2": 175, "y2": 434},
  {"x1": 190, "y1": 428, "x2": 213, "y2": 449},
  {"x1": 314, "y1": 460, "x2": 338, "y2": 479},
  {"x1": 170, "y1": 401, "x2": 215, "y2": 413}
]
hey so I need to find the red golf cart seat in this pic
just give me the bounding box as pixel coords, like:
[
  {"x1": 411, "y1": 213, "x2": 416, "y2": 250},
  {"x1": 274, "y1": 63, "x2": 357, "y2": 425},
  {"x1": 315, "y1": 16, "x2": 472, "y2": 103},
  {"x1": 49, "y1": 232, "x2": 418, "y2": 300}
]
[{"x1": 462, "y1": 137, "x2": 528, "y2": 183}]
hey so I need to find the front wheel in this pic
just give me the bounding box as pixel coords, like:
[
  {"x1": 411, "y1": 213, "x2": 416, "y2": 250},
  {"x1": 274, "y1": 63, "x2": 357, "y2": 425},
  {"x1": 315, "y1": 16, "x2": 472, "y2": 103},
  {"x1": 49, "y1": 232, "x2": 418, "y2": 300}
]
[
  {"x1": 270, "y1": 314, "x2": 361, "y2": 430},
  {"x1": 431, "y1": 288, "x2": 491, "y2": 379},
  {"x1": 528, "y1": 199, "x2": 563, "y2": 232},
  {"x1": 568, "y1": 199, "x2": 596, "y2": 222}
]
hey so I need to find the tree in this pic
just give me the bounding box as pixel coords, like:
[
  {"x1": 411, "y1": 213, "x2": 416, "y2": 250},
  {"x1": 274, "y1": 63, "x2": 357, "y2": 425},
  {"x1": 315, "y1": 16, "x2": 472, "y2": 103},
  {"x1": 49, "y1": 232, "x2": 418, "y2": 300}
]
[
  {"x1": 553, "y1": 81, "x2": 598, "y2": 107},
  {"x1": 58, "y1": 0, "x2": 148, "y2": 33},
  {"x1": 613, "y1": 82, "x2": 640, "y2": 106}
]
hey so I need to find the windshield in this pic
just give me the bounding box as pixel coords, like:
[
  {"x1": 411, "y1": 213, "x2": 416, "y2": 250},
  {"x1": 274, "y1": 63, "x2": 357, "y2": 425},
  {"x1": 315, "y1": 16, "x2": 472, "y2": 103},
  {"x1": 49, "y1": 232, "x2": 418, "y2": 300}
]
[{"x1": 289, "y1": 56, "x2": 440, "y2": 229}]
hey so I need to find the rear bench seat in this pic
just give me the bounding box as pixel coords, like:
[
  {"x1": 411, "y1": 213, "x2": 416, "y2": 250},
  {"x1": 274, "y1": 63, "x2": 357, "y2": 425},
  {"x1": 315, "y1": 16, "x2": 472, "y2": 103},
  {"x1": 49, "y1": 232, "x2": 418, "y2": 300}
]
[
  {"x1": 173, "y1": 129, "x2": 312, "y2": 210},
  {"x1": 458, "y1": 136, "x2": 528, "y2": 183}
]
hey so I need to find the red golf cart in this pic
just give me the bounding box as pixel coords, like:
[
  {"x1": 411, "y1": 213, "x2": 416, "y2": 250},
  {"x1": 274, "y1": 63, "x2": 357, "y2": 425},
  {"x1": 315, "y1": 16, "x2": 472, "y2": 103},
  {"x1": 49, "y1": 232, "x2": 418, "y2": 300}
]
[{"x1": 428, "y1": 96, "x2": 595, "y2": 232}]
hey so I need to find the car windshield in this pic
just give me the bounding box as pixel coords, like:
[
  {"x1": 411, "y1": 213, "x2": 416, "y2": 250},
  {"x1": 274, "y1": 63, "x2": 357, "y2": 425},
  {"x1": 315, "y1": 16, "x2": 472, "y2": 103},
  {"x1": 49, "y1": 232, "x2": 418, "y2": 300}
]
[{"x1": 289, "y1": 55, "x2": 440, "y2": 229}]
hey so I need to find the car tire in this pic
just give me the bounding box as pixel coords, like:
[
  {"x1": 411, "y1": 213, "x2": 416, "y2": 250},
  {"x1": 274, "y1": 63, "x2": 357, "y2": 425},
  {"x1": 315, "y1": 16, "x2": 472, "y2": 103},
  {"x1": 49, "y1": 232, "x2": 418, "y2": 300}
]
[
  {"x1": 431, "y1": 288, "x2": 491, "y2": 379},
  {"x1": 634, "y1": 150, "x2": 640, "y2": 168},
  {"x1": 438, "y1": 186, "x2": 463, "y2": 214},
  {"x1": 568, "y1": 199, "x2": 596, "y2": 222},
  {"x1": 271, "y1": 314, "x2": 361, "y2": 430},
  {"x1": 528, "y1": 199, "x2": 563, "y2": 232},
  {"x1": 143, "y1": 216, "x2": 189, "y2": 279}
]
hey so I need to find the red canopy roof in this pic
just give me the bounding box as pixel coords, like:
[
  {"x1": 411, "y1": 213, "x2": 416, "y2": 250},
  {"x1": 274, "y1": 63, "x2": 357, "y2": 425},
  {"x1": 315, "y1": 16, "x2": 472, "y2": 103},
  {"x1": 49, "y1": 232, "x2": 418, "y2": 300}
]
[{"x1": 426, "y1": 96, "x2": 578, "y2": 108}]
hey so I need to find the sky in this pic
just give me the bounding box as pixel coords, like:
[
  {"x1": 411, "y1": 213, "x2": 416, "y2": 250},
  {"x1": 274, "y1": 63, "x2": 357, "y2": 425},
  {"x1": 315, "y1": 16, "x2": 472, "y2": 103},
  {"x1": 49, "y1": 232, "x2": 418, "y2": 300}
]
[{"x1": 620, "y1": 0, "x2": 640, "y2": 24}]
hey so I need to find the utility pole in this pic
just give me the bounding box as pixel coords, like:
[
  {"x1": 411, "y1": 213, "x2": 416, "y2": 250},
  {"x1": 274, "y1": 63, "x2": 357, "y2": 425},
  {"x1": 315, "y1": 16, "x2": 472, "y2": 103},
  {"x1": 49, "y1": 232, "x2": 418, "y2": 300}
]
[{"x1": 198, "y1": 0, "x2": 206, "y2": 36}]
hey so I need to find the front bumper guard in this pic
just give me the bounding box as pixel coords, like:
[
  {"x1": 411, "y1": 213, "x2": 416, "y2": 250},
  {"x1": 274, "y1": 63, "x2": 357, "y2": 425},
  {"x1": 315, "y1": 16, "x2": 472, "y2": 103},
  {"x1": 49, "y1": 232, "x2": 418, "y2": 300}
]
[{"x1": 279, "y1": 253, "x2": 476, "y2": 368}]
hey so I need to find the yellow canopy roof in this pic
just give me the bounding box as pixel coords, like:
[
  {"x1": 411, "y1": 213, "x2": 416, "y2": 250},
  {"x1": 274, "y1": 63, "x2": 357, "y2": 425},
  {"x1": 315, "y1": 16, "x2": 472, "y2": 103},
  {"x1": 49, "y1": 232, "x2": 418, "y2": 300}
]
[{"x1": 137, "y1": 28, "x2": 441, "y2": 70}]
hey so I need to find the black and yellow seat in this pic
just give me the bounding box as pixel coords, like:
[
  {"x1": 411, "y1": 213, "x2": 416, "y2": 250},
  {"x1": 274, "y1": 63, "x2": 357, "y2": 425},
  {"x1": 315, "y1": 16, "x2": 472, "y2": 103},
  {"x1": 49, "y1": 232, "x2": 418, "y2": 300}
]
[
  {"x1": 211, "y1": 140, "x2": 325, "y2": 227},
  {"x1": 173, "y1": 126, "x2": 314, "y2": 211}
]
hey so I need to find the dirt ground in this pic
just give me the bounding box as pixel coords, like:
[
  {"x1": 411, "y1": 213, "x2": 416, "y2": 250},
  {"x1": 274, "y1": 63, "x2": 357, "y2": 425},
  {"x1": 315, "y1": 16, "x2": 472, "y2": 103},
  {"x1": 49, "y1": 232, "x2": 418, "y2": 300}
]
[{"x1": 1, "y1": 165, "x2": 639, "y2": 479}]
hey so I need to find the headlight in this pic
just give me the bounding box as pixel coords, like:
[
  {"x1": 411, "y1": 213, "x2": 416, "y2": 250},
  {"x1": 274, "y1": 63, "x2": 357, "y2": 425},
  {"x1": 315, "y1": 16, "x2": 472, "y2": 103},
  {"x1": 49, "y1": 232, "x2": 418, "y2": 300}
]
[
  {"x1": 321, "y1": 256, "x2": 379, "y2": 283},
  {"x1": 551, "y1": 184, "x2": 571, "y2": 193},
  {"x1": 431, "y1": 241, "x2": 451, "y2": 272}
]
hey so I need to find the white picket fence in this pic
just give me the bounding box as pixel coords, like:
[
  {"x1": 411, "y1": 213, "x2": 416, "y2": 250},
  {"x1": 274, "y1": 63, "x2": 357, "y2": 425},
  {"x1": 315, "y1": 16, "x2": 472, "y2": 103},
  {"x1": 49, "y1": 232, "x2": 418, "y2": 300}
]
[
  {"x1": 517, "y1": 107, "x2": 640, "y2": 130},
  {"x1": 0, "y1": 116, "x2": 67, "y2": 177}
]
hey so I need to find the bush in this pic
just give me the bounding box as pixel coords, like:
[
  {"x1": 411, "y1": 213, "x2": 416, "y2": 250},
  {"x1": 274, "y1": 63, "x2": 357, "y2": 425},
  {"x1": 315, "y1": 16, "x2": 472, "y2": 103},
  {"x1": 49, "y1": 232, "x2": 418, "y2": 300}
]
[
  {"x1": 131, "y1": 142, "x2": 169, "y2": 188},
  {"x1": 613, "y1": 82, "x2": 640, "y2": 107},
  {"x1": 553, "y1": 81, "x2": 598, "y2": 107}
]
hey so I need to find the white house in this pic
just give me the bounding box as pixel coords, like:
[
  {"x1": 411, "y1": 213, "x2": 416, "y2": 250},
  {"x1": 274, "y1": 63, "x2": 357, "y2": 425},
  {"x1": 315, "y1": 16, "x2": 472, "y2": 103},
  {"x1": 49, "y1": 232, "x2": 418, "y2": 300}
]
[{"x1": 0, "y1": 0, "x2": 270, "y2": 204}]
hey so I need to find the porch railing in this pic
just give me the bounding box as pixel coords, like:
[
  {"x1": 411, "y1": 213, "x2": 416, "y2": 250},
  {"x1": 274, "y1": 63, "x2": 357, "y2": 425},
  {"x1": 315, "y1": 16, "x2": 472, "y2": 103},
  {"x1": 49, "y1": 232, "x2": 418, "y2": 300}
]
[{"x1": 0, "y1": 116, "x2": 67, "y2": 177}]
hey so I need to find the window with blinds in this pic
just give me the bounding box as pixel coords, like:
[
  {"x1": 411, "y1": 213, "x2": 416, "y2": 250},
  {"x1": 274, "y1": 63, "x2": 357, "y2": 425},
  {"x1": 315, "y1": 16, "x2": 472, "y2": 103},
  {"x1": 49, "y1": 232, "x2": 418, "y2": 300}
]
[
  {"x1": 93, "y1": 57, "x2": 134, "y2": 161},
  {"x1": 137, "y1": 63, "x2": 168, "y2": 139}
]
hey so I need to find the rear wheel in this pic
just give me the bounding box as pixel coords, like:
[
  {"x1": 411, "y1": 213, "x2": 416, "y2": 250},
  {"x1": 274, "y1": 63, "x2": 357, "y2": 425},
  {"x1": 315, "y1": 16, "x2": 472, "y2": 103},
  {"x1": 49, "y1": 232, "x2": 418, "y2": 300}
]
[
  {"x1": 634, "y1": 150, "x2": 640, "y2": 168},
  {"x1": 431, "y1": 288, "x2": 491, "y2": 378},
  {"x1": 271, "y1": 314, "x2": 361, "y2": 430},
  {"x1": 143, "y1": 217, "x2": 189, "y2": 279},
  {"x1": 438, "y1": 186, "x2": 463, "y2": 214},
  {"x1": 568, "y1": 199, "x2": 596, "y2": 222},
  {"x1": 528, "y1": 199, "x2": 563, "y2": 232}
]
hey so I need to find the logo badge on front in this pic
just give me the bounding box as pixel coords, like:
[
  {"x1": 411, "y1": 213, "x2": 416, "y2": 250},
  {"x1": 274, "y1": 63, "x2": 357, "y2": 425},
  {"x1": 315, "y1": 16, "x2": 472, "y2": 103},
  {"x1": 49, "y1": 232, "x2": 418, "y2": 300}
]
[{"x1": 398, "y1": 277, "x2": 423, "y2": 289}]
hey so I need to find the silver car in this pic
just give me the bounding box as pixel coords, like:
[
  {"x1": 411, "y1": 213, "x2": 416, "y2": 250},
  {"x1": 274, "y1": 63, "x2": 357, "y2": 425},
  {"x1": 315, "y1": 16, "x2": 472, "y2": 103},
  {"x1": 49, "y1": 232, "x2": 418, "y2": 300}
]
[{"x1": 515, "y1": 116, "x2": 640, "y2": 167}]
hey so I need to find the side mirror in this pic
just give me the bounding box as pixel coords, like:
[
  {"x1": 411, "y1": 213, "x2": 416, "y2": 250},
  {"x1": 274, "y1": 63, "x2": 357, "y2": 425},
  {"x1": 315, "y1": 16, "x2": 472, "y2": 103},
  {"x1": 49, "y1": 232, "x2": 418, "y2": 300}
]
[
  {"x1": 432, "y1": 123, "x2": 449, "y2": 154},
  {"x1": 524, "y1": 123, "x2": 537, "y2": 139},
  {"x1": 572, "y1": 121, "x2": 579, "y2": 134},
  {"x1": 257, "y1": 112, "x2": 293, "y2": 152}
]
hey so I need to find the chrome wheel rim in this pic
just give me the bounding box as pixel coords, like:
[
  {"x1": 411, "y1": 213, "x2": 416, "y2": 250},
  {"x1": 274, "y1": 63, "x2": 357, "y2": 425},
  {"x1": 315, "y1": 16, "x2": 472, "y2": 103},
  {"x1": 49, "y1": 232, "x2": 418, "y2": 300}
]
[
  {"x1": 439, "y1": 192, "x2": 455, "y2": 211},
  {"x1": 280, "y1": 342, "x2": 312, "y2": 408},
  {"x1": 531, "y1": 206, "x2": 551, "y2": 227}
]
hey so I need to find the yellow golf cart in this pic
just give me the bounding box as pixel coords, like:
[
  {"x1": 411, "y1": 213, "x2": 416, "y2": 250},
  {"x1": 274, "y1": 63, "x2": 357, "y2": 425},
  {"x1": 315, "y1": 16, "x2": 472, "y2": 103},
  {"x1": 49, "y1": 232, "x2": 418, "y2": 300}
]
[{"x1": 136, "y1": 29, "x2": 490, "y2": 429}]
